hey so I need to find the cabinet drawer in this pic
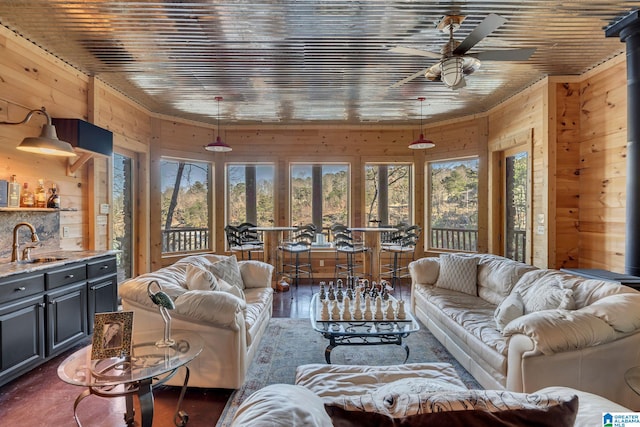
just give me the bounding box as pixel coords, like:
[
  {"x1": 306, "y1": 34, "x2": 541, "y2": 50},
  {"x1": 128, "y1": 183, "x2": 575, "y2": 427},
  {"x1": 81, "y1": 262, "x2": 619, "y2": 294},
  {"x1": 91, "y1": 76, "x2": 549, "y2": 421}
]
[
  {"x1": 45, "y1": 264, "x2": 87, "y2": 290},
  {"x1": 0, "y1": 273, "x2": 45, "y2": 304},
  {"x1": 87, "y1": 257, "x2": 117, "y2": 278}
]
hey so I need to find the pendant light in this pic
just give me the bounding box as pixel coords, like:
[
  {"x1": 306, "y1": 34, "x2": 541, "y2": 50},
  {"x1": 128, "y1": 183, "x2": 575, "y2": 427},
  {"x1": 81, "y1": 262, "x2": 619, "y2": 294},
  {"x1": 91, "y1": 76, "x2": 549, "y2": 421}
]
[
  {"x1": 408, "y1": 97, "x2": 435, "y2": 149},
  {"x1": 0, "y1": 107, "x2": 76, "y2": 157},
  {"x1": 204, "y1": 96, "x2": 232, "y2": 152}
]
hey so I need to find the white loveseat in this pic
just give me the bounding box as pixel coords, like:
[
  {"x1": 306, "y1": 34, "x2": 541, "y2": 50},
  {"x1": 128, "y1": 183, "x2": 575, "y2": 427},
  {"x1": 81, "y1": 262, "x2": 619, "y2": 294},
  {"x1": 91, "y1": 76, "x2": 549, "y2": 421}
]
[
  {"x1": 409, "y1": 253, "x2": 640, "y2": 409},
  {"x1": 119, "y1": 254, "x2": 274, "y2": 389}
]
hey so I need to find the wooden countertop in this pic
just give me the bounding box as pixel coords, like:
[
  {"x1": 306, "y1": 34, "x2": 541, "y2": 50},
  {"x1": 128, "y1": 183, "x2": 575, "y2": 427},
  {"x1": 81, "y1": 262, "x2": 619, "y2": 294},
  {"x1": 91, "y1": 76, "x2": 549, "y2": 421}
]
[{"x1": 0, "y1": 250, "x2": 118, "y2": 278}]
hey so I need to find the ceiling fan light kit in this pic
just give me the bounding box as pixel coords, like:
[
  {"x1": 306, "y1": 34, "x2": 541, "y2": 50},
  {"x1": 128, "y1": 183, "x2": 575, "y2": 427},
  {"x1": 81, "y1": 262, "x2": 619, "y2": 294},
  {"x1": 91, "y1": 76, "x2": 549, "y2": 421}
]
[
  {"x1": 204, "y1": 96, "x2": 232, "y2": 152},
  {"x1": 441, "y1": 57, "x2": 465, "y2": 88},
  {"x1": 408, "y1": 97, "x2": 435, "y2": 150}
]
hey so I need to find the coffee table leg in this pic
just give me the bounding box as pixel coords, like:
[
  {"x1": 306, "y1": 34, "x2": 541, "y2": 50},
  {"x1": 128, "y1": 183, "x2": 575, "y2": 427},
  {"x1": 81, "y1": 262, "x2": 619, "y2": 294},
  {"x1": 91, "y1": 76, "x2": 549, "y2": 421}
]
[
  {"x1": 72, "y1": 388, "x2": 92, "y2": 426},
  {"x1": 138, "y1": 378, "x2": 154, "y2": 427},
  {"x1": 401, "y1": 340, "x2": 410, "y2": 363},
  {"x1": 174, "y1": 366, "x2": 191, "y2": 426},
  {"x1": 124, "y1": 394, "x2": 135, "y2": 426}
]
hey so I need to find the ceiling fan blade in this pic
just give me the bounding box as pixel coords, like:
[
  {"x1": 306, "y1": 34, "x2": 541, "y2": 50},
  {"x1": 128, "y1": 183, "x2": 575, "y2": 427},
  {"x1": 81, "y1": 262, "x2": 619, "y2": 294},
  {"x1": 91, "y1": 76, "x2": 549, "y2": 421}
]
[
  {"x1": 390, "y1": 68, "x2": 430, "y2": 88},
  {"x1": 389, "y1": 46, "x2": 441, "y2": 59},
  {"x1": 453, "y1": 13, "x2": 507, "y2": 55},
  {"x1": 472, "y1": 48, "x2": 536, "y2": 61}
]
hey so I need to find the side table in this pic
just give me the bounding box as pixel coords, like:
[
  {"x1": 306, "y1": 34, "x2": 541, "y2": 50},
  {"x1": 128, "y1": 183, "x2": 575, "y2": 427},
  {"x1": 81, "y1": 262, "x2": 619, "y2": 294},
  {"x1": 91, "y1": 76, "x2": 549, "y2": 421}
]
[{"x1": 57, "y1": 330, "x2": 203, "y2": 427}]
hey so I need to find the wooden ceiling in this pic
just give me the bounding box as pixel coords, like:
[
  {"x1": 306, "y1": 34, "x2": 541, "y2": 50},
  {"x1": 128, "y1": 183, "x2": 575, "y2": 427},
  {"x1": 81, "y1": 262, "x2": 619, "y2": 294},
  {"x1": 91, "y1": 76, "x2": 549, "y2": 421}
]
[{"x1": 0, "y1": 1, "x2": 635, "y2": 125}]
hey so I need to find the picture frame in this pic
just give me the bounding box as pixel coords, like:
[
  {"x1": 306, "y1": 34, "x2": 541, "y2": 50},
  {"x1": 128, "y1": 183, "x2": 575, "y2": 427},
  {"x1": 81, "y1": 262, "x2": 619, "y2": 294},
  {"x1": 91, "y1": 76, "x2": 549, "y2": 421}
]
[{"x1": 91, "y1": 311, "x2": 134, "y2": 360}]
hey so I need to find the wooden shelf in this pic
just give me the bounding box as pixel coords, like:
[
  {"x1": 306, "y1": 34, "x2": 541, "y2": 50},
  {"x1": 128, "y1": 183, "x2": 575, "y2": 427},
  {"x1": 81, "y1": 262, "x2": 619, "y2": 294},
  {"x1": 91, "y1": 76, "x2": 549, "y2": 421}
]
[{"x1": 0, "y1": 207, "x2": 77, "y2": 212}]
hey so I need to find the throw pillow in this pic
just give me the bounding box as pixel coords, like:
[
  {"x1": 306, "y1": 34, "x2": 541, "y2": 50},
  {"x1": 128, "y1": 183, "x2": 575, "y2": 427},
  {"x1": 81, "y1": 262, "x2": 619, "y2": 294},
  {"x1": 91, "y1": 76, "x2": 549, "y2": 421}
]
[
  {"x1": 521, "y1": 282, "x2": 575, "y2": 314},
  {"x1": 185, "y1": 263, "x2": 218, "y2": 291},
  {"x1": 494, "y1": 291, "x2": 524, "y2": 332},
  {"x1": 325, "y1": 390, "x2": 578, "y2": 427},
  {"x1": 217, "y1": 277, "x2": 246, "y2": 301},
  {"x1": 434, "y1": 254, "x2": 478, "y2": 296},
  {"x1": 208, "y1": 255, "x2": 244, "y2": 290}
]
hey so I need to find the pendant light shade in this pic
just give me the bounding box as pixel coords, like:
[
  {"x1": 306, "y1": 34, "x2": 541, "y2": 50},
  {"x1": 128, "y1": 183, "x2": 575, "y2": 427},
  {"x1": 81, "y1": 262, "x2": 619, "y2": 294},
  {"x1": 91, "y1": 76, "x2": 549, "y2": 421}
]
[
  {"x1": 204, "y1": 96, "x2": 232, "y2": 152},
  {"x1": 0, "y1": 107, "x2": 76, "y2": 157},
  {"x1": 408, "y1": 97, "x2": 435, "y2": 150}
]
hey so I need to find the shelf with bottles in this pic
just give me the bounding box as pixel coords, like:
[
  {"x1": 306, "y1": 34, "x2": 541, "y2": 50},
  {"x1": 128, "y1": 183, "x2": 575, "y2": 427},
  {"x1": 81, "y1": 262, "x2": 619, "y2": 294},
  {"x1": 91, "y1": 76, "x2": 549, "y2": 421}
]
[{"x1": 0, "y1": 207, "x2": 77, "y2": 212}]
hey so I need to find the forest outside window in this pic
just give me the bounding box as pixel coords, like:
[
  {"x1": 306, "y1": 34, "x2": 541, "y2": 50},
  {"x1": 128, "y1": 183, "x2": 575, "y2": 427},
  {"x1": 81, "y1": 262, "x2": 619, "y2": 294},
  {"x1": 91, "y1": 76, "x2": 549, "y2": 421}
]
[
  {"x1": 290, "y1": 163, "x2": 349, "y2": 238},
  {"x1": 364, "y1": 163, "x2": 413, "y2": 226},
  {"x1": 226, "y1": 163, "x2": 275, "y2": 226},
  {"x1": 160, "y1": 158, "x2": 212, "y2": 254},
  {"x1": 428, "y1": 158, "x2": 479, "y2": 252}
]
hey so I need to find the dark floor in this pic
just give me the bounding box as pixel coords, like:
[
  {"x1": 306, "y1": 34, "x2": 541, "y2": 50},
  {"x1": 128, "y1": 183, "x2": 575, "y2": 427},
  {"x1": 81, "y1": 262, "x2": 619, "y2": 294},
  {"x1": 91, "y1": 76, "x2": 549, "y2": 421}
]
[{"x1": 0, "y1": 280, "x2": 412, "y2": 427}]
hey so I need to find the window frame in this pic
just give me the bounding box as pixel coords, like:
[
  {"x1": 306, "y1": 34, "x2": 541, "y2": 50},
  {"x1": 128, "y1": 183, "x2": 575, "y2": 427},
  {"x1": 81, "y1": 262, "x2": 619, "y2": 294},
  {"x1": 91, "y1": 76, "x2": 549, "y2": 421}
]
[
  {"x1": 224, "y1": 162, "x2": 276, "y2": 227},
  {"x1": 363, "y1": 162, "x2": 414, "y2": 227}
]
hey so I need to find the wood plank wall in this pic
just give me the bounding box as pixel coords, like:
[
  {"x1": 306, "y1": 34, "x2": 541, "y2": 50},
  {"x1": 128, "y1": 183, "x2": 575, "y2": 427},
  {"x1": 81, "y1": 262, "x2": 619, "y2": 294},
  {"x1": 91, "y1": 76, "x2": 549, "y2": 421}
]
[{"x1": 0, "y1": 23, "x2": 632, "y2": 275}]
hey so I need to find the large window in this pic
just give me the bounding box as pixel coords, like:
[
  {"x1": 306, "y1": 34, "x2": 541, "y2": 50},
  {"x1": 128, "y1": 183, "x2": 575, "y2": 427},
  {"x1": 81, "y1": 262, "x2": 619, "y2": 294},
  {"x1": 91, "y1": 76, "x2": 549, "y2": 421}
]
[
  {"x1": 429, "y1": 158, "x2": 479, "y2": 251},
  {"x1": 290, "y1": 164, "x2": 349, "y2": 230},
  {"x1": 365, "y1": 164, "x2": 412, "y2": 226},
  {"x1": 112, "y1": 152, "x2": 134, "y2": 281},
  {"x1": 226, "y1": 163, "x2": 275, "y2": 226},
  {"x1": 160, "y1": 158, "x2": 211, "y2": 254}
]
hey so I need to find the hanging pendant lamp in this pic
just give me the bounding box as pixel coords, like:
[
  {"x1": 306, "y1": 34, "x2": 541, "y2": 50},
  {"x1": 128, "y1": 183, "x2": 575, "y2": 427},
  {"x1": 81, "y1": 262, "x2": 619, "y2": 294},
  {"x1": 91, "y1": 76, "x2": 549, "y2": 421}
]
[
  {"x1": 408, "y1": 97, "x2": 435, "y2": 149},
  {"x1": 204, "y1": 96, "x2": 232, "y2": 152}
]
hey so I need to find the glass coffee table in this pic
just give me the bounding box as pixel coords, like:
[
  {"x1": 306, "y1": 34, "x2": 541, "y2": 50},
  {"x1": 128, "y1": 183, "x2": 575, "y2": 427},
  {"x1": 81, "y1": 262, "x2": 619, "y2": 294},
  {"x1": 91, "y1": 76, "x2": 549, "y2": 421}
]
[
  {"x1": 310, "y1": 293, "x2": 420, "y2": 364},
  {"x1": 58, "y1": 330, "x2": 203, "y2": 427}
]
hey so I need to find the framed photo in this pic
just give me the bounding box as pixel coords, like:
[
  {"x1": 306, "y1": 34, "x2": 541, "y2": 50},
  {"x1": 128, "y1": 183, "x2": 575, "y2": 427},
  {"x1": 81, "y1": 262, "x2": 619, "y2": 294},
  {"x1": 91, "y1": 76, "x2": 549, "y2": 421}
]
[{"x1": 91, "y1": 311, "x2": 134, "y2": 360}]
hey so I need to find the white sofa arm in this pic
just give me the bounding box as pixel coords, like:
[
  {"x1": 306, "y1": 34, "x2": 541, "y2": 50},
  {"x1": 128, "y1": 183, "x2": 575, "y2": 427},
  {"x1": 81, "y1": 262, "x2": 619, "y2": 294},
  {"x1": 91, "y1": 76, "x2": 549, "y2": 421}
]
[
  {"x1": 239, "y1": 260, "x2": 274, "y2": 288},
  {"x1": 502, "y1": 310, "x2": 617, "y2": 355},
  {"x1": 409, "y1": 257, "x2": 440, "y2": 285}
]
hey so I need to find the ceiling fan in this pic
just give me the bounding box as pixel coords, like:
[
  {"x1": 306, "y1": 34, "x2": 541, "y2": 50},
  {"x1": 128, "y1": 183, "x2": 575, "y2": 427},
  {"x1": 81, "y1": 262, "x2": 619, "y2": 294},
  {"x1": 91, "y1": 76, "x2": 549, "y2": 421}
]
[{"x1": 390, "y1": 13, "x2": 535, "y2": 90}]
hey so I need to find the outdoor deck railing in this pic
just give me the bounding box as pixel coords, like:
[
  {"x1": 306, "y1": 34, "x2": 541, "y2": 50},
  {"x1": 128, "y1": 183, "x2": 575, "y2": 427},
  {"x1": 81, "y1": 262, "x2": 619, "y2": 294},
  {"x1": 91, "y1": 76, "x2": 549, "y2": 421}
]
[
  {"x1": 162, "y1": 227, "x2": 209, "y2": 253},
  {"x1": 431, "y1": 227, "x2": 478, "y2": 252}
]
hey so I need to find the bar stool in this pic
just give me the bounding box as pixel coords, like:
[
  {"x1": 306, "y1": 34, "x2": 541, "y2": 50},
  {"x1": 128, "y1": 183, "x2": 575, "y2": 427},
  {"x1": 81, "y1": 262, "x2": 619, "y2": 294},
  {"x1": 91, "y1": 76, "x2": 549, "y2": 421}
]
[
  {"x1": 380, "y1": 225, "x2": 421, "y2": 295},
  {"x1": 278, "y1": 224, "x2": 315, "y2": 287},
  {"x1": 332, "y1": 225, "x2": 370, "y2": 280},
  {"x1": 225, "y1": 224, "x2": 263, "y2": 260}
]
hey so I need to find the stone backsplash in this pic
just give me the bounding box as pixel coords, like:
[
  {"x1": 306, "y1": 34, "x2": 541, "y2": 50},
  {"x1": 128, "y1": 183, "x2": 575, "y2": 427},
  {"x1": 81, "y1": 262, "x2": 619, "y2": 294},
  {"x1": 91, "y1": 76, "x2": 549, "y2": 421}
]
[{"x1": 0, "y1": 211, "x2": 61, "y2": 259}]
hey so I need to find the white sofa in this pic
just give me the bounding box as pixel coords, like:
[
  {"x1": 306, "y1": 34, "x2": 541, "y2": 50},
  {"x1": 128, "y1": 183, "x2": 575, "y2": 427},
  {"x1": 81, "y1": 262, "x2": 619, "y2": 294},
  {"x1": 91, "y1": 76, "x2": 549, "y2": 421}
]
[
  {"x1": 119, "y1": 254, "x2": 274, "y2": 389},
  {"x1": 231, "y1": 363, "x2": 630, "y2": 427},
  {"x1": 409, "y1": 253, "x2": 640, "y2": 409}
]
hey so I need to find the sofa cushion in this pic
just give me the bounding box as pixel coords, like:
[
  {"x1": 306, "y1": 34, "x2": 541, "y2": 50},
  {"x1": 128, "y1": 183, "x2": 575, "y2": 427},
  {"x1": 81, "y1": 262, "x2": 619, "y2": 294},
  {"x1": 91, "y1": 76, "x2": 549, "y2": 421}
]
[
  {"x1": 494, "y1": 290, "x2": 524, "y2": 332},
  {"x1": 513, "y1": 270, "x2": 575, "y2": 313},
  {"x1": 217, "y1": 277, "x2": 246, "y2": 300},
  {"x1": 502, "y1": 309, "x2": 617, "y2": 354},
  {"x1": 173, "y1": 290, "x2": 246, "y2": 330},
  {"x1": 476, "y1": 255, "x2": 538, "y2": 305},
  {"x1": 325, "y1": 389, "x2": 578, "y2": 427},
  {"x1": 435, "y1": 254, "x2": 478, "y2": 296},
  {"x1": 208, "y1": 255, "x2": 245, "y2": 290},
  {"x1": 578, "y1": 293, "x2": 640, "y2": 333},
  {"x1": 232, "y1": 384, "x2": 333, "y2": 427},
  {"x1": 185, "y1": 263, "x2": 217, "y2": 291}
]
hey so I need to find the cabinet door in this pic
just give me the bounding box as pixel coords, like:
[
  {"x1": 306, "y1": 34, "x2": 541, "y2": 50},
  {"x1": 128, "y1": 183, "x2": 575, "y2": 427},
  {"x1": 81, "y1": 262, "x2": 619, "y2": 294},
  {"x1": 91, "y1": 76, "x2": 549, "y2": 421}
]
[
  {"x1": 46, "y1": 283, "x2": 87, "y2": 357},
  {"x1": 87, "y1": 275, "x2": 118, "y2": 334},
  {"x1": 0, "y1": 295, "x2": 45, "y2": 386}
]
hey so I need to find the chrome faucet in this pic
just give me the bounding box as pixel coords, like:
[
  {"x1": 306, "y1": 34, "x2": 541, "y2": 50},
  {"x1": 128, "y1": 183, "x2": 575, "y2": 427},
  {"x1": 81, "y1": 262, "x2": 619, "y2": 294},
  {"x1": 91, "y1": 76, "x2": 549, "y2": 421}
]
[{"x1": 11, "y1": 222, "x2": 40, "y2": 262}]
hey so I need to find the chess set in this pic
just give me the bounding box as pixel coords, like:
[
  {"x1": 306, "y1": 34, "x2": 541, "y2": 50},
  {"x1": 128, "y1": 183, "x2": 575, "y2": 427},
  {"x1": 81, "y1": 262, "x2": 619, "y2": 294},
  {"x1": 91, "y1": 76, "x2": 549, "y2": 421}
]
[{"x1": 315, "y1": 278, "x2": 407, "y2": 322}]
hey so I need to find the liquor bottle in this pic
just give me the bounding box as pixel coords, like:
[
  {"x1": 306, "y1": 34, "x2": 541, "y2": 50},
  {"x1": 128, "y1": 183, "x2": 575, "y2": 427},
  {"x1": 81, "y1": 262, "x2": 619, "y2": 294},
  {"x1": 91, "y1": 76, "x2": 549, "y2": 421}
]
[
  {"x1": 35, "y1": 179, "x2": 47, "y2": 208},
  {"x1": 20, "y1": 182, "x2": 34, "y2": 207},
  {"x1": 47, "y1": 183, "x2": 60, "y2": 209},
  {"x1": 8, "y1": 175, "x2": 20, "y2": 208}
]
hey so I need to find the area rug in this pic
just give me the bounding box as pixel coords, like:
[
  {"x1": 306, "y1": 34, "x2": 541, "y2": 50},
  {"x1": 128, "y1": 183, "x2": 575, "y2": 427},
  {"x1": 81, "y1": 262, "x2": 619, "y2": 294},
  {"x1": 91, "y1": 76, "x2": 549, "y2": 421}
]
[{"x1": 215, "y1": 317, "x2": 482, "y2": 426}]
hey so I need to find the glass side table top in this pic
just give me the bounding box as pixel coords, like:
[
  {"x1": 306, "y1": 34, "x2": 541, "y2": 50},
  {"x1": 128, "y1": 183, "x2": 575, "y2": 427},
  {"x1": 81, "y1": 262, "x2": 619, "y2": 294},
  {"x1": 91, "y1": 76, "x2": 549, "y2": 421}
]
[
  {"x1": 625, "y1": 366, "x2": 640, "y2": 396},
  {"x1": 58, "y1": 330, "x2": 203, "y2": 388}
]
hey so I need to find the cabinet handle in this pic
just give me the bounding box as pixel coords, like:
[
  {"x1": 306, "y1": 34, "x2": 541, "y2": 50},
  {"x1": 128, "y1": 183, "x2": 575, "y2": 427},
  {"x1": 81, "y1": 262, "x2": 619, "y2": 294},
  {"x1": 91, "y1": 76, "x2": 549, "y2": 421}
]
[
  {"x1": 65, "y1": 274, "x2": 74, "y2": 279},
  {"x1": 100, "y1": 265, "x2": 109, "y2": 270},
  {"x1": 15, "y1": 286, "x2": 26, "y2": 292},
  {"x1": 90, "y1": 286, "x2": 97, "y2": 291},
  {"x1": 49, "y1": 300, "x2": 56, "y2": 305},
  {"x1": 38, "y1": 303, "x2": 45, "y2": 308}
]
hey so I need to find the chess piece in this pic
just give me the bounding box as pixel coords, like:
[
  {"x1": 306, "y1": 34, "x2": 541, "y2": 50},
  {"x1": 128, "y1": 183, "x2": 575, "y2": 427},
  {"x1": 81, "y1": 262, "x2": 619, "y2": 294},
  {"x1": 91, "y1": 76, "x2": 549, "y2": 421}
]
[
  {"x1": 321, "y1": 300, "x2": 330, "y2": 321},
  {"x1": 354, "y1": 290, "x2": 362, "y2": 308},
  {"x1": 342, "y1": 296, "x2": 352, "y2": 321},
  {"x1": 374, "y1": 296, "x2": 384, "y2": 320},
  {"x1": 331, "y1": 300, "x2": 340, "y2": 320},
  {"x1": 364, "y1": 295, "x2": 373, "y2": 320},
  {"x1": 319, "y1": 282, "x2": 326, "y2": 300},
  {"x1": 336, "y1": 283, "x2": 344, "y2": 303},
  {"x1": 328, "y1": 286, "x2": 336, "y2": 301},
  {"x1": 397, "y1": 300, "x2": 407, "y2": 320},
  {"x1": 386, "y1": 300, "x2": 395, "y2": 320},
  {"x1": 354, "y1": 302, "x2": 363, "y2": 320}
]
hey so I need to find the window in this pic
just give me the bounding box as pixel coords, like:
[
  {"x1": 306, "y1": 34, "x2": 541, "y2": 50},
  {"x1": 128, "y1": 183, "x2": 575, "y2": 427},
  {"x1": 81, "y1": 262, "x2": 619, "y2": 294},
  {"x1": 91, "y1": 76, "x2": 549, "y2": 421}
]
[
  {"x1": 428, "y1": 158, "x2": 479, "y2": 251},
  {"x1": 160, "y1": 158, "x2": 211, "y2": 254},
  {"x1": 365, "y1": 164, "x2": 412, "y2": 226},
  {"x1": 226, "y1": 163, "x2": 275, "y2": 226},
  {"x1": 290, "y1": 164, "x2": 349, "y2": 230},
  {"x1": 112, "y1": 152, "x2": 134, "y2": 280}
]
